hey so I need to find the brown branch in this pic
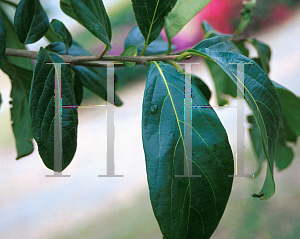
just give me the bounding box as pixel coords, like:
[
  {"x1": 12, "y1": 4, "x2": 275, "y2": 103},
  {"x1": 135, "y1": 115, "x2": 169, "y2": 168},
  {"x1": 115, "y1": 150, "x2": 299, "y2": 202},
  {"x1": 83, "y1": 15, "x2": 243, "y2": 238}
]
[{"x1": 5, "y1": 48, "x2": 182, "y2": 66}]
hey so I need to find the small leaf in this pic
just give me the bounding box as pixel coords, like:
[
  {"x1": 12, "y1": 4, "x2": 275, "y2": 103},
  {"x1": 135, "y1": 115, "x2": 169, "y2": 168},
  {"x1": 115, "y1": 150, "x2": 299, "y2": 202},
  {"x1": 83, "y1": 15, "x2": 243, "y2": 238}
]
[
  {"x1": 0, "y1": 8, "x2": 6, "y2": 63},
  {"x1": 14, "y1": 0, "x2": 49, "y2": 44},
  {"x1": 131, "y1": 0, "x2": 177, "y2": 46},
  {"x1": 69, "y1": 0, "x2": 111, "y2": 48},
  {"x1": 49, "y1": 19, "x2": 72, "y2": 54},
  {"x1": 249, "y1": 38, "x2": 271, "y2": 74},
  {"x1": 143, "y1": 62, "x2": 233, "y2": 238},
  {"x1": 188, "y1": 36, "x2": 282, "y2": 199},
  {"x1": 72, "y1": 66, "x2": 123, "y2": 106},
  {"x1": 0, "y1": 60, "x2": 34, "y2": 159},
  {"x1": 46, "y1": 41, "x2": 90, "y2": 56},
  {"x1": 30, "y1": 47, "x2": 78, "y2": 171},
  {"x1": 165, "y1": 0, "x2": 212, "y2": 39},
  {"x1": 121, "y1": 45, "x2": 137, "y2": 67},
  {"x1": 191, "y1": 75, "x2": 211, "y2": 102},
  {"x1": 124, "y1": 26, "x2": 174, "y2": 55}
]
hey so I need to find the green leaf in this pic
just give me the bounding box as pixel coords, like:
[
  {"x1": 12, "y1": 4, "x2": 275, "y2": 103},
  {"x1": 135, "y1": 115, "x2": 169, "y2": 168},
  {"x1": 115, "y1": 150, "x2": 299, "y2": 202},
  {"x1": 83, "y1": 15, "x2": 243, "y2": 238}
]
[
  {"x1": 72, "y1": 66, "x2": 123, "y2": 106},
  {"x1": 0, "y1": 60, "x2": 34, "y2": 159},
  {"x1": 131, "y1": 0, "x2": 177, "y2": 47},
  {"x1": 49, "y1": 19, "x2": 72, "y2": 54},
  {"x1": 60, "y1": 0, "x2": 78, "y2": 21},
  {"x1": 30, "y1": 48, "x2": 78, "y2": 171},
  {"x1": 191, "y1": 75, "x2": 211, "y2": 102},
  {"x1": 69, "y1": 0, "x2": 111, "y2": 48},
  {"x1": 14, "y1": 0, "x2": 49, "y2": 44},
  {"x1": 74, "y1": 73, "x2": 83, "y2": 105},
  {"x1": 247, "y1": 115, "x2": 264, "y2": 176},
  {"x1": 0, "y1": 7, "x2": 32, "y2": 69},
  {"x1": 46, "y1": 41, "x2": 123, "y2": 106},
  {"x1": 142, "y1": 62, "x2": 233, "y2": 238},
  {"x1": 249, "y1": 38, "x2": 271, "y2": 74},
  {"x1": 234, "y1": 0, "x2": 256, "y2": 36},
  {"x1": 121, "y1": 45, "x2": 137, "y2": 67},
  {"x1": 187, "y1": 37, "x2": 282, "y2": 199},
  {"x1": 273, "y1": 81, "x2": 300, "y2": 136},
  {"x1": 0, "y1": 8, "x2": 6, "y2": 63},
  {"x1": 165, "y1": 0, "x2": 211, "y2": 39},
  {"x1": 124, "y1": 26, "x2": 174, "y2": 55}
]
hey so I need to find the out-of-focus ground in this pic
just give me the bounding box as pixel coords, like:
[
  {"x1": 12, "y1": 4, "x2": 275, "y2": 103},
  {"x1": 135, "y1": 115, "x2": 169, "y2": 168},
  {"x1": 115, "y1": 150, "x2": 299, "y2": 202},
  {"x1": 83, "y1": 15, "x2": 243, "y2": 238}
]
[{"x1": 1, "y1": 3, "x2": 300, "y2": 239}]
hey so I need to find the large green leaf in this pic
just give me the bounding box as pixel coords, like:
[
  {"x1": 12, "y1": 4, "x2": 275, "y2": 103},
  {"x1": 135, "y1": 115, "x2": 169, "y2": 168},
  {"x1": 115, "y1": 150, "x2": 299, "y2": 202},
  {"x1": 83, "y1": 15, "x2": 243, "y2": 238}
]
[
  {"x1": 131, "y1": 0, "x2": 177, "y2": 47},
  {"x1": 49, "y1": 19, "x2": 72, "y2": 54},
  {"x1": 1, "y1": 60, "x2": 34, "y2": 159},
  {"x1": 30, "y1": 48, "x2": 78, "y2": 171},
  {"x1": 142, "y1": 62, "x2": 233, "y2": 238},
  {"x1": 14, "y1": 0, "x2": 49, "y2": 44},
  {"x1": 191, "y1": 75, "x2": 211, "y2": 102},
  {"x1": 0, "y1": 7, "x2": 32, "y2": 69},
  {"x1": 69, "y1": 0, "x2": 111, "y2": 48},
  {"x1": 165, "y1": 0, "x2": 211, "y2": 39},
  {"x1": 182, "y1": 37, "x2": 282, "y2": 199},
  {"x1": 0, "y1": 8, "x2": 6, "y2": 63}
]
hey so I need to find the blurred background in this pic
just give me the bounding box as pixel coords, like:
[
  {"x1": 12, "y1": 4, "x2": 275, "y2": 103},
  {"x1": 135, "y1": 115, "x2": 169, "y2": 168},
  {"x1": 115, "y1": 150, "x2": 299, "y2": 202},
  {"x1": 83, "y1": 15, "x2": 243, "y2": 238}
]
[{"x1": 1, "y1": 0, "x2": 300, "y2": 238}]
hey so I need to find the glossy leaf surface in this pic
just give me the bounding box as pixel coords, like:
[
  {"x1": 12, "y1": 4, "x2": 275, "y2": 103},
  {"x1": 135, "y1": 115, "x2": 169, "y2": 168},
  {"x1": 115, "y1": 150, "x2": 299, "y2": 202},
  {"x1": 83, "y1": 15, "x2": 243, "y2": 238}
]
[
  {"x1": 1, "y1": 60, "x2": 34, "y2": 159},
  {"x1": 124, "y1": 26, "x2": 174, "y2": 55},
  {"x1": 60, "y1": 0, "x2": 78, "y2": 20},
  {"x1": 142, "y1": 62, "x2": 233, "y2": 238},
  {"x1": 14, "y1": 0, "x2": 49, "y2": 44},
  {"x1": 131, "y1": 0, "x2": 177, "y2": 46},
  {"x1": 165, "y1": 0, "x2": 211, "y2": 39},
  {"x1": 69, "y1": 0, "x2": 111, "y2": 48},
  {"x1": 249, "y1": 38, "x2": 271, "y2": 74},
  {"x1": 188, "y1": 37, "x2": 282, "y2": 199},
  {"x1": 30, "y1": 48, "x2": 78, "y2": 171}
]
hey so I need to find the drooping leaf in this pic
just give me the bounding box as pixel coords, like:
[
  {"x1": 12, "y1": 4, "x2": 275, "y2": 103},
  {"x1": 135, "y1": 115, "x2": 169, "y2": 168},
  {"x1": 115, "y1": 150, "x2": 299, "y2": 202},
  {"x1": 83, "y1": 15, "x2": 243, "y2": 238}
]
[
  {"x1": 121, "y1": 45, "x2": 137, "y2": 67},
  {"x1": 0, "y1": 7, "x2": 32, "y2": 69},
  {"x1": 247, "y1": 115, "x2": 264, "y2": 176},
  {"x1": 142, "y1": 62, "x2": 234, "y2": 238},
  {"x1": 72, "y1": 66, "x2": 122, "y2": 106},
  {"x1": 60, "y1": 0, "x2": 78, "y2": 21},
  {"x1": 0, "y1": 8, "x2": 6, "y2": 63},
  {"x1": 131, "y1": 0, "x2": 177, "y2": 47},
  {"x1": 249, "y1": 38, "x2": 271, "y2": 74},
  {"x1": 165, "y1": 0, "x2": 211, "y2": 39},
  {"x1": 46, "y1": 41, "x2": 123, "y2": 106},
  {"x1": 124, "y1": 26, "x2": 174, "y2": 55},
  {"x1": 234, "y1": 0, "x2": 256, "y2": 36},
  {"x1": 30, "y1": 47, "x2": 78, "y2": 171},
  {"x1": 185, "y1": 37, "x2": 282, "y2": 199},
  {"x1": 191, "y1": 75, "x2": 211, "y2": 102},
  {"x1": 14, "y1": 0, "x2": 49, "y2": 44},
  {"x1": 69, "y1": 0, "x2": 111, "y2": 48},
  {"x1": 0, "y1": 60, "x2": 34, "y2": 159},
  {"x1": 49, "y1": 19, "x2": 72, "y2": 54}
]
